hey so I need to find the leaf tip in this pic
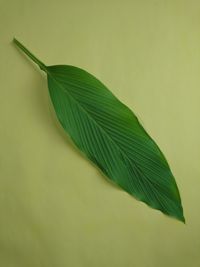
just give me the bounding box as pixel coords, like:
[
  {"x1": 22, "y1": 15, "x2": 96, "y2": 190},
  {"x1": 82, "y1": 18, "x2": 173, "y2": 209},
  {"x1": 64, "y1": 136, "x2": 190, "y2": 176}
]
[
  {"x1": 179, "y1": 214, "x2": 186, "y2": 224},
  {"x1": 174, "y1": 204, "x2": 185, "y2": 224}
]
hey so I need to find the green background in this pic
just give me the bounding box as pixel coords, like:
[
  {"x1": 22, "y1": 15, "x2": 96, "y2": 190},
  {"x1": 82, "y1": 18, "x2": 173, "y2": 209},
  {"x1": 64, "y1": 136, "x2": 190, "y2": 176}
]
[{"x1": 0, "y1": 0, "x2": 199, "y2": 266}]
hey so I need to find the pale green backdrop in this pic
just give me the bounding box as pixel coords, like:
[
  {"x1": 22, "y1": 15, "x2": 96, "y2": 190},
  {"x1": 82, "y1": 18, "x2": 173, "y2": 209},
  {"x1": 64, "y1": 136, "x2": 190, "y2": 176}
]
[{"x1": 0, "y1": 0, "x2": 199, "y2": 266}]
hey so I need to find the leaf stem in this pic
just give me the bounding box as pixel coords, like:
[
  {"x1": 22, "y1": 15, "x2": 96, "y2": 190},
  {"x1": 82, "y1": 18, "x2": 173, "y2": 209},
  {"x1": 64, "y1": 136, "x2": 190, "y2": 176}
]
[{"x1": 13, "y1": 38, "x2": 47, "y2": 72}]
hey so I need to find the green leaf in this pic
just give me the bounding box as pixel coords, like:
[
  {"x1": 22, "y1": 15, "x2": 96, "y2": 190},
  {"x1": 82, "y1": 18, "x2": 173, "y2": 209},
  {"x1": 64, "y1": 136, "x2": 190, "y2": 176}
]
[{"x1": 13, "y1": 38, "x2": 185, "y2": 223}]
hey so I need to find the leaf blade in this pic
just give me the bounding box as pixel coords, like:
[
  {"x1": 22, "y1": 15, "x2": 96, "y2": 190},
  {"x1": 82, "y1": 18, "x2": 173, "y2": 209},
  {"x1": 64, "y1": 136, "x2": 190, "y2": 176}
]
[{"x1": 47, "y1": 65, "x2": 185, "y2": 223}]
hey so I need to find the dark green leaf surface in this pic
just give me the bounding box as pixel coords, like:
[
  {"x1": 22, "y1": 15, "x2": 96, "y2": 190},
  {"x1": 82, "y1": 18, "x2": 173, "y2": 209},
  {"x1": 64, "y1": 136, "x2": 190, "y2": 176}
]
[{"x1": 13, "y1": 38, "x2": 185, "y2": 223}]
